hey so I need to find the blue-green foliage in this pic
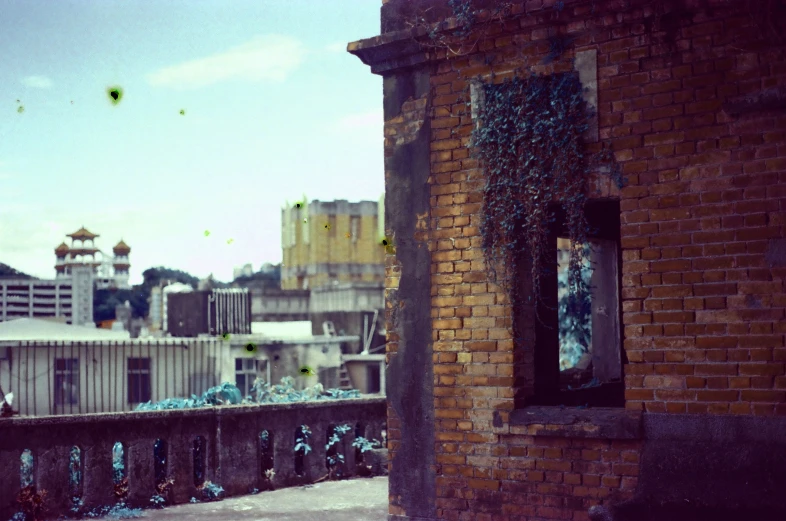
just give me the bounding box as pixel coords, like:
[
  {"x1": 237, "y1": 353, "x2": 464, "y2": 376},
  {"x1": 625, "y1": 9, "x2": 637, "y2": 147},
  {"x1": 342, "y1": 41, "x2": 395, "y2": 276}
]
[
  {"x1": 558, "y1": 244, "x2": 594, "y2": 367},
  {"x1": 153, "y1": 440, "x2": 166, "y2": 482},
  {"x1": 189, "y1": 497, "x2": 198, "y2": 504},
  {"x1": 135, "y1": 382, "x2": 242, "y2": 411},
  {"x1": 295, "y1": 425, "x2": 312, "y2": 455},
  {"x1": 448, "y1": 0, "x2": 476, "y2": 38},
  {"x1": 70, "y1": 496, "x2": 84, "y2": 514},
  {"x1": 83, "y1": 503, "x2": 143, "y2": 519},
  {"x1": 150, "y1": 494, "x2": 166, "y2": 508},
  {"x1": 112, "y1": 442, "x2": 124, "y2": 483},
  {"x1": 326, "y1": 424, "x2": 352, "y2": 467},
  {"x1": 200, "y1": 481, "x2": 224, "y2": 501},
  {"x1": 69, "y1": 447, "x2": 81, "y2": 491},
  {"x1": 352, "y1": 437, "x2": 382, "y2": 453},
  {"x1": 259, "y1": 429, "x2": 271, "y2": 456},
  {"x1": 134, "y1": 377, "x2": 360, "y2": 411},
  {"x1": 472, "y1": 72, "x2": 623, "y2": 311},
  {"x1": 9, "y1": 513, "x2": 25, "y2": 521},
  {"x1": 20, "y1": 450, "x2": 33, "y2": 489}
]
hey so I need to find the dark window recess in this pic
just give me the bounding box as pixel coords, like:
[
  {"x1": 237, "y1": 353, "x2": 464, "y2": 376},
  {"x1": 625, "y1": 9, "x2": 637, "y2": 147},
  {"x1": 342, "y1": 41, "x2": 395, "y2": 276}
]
[
  {"x1": 127, "y1": 358, "x2": 152, "y2": 404},
  {"x1": 520, "y1": 200, "x2": 625, "y2": 408},
  {"x1": 367, "y1": 365, "x2": 381, "y2": 394}
]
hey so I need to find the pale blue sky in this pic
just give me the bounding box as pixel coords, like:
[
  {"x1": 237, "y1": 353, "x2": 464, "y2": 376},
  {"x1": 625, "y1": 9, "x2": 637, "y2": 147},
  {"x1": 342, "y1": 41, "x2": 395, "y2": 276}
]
[{"x1": 0, "y1": 0, "x2": 383, "y2": 285}]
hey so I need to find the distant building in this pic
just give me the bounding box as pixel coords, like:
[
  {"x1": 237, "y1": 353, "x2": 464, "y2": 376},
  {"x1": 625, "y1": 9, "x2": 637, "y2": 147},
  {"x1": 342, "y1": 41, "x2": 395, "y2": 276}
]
[
  {"x1": 233, "y1": 263, "x2": 254, "y2": 280},
  {"x1": 0, "y1": 279, "x2": 76, "y2": 324},
  {"x1": 54, "y1": 226, "x2": 131, "y2": 290},
  {"x1": 71, "y1": 265, "x2": 94, "y2": 327},
  {"x1": 309, "y1": 281, "x2": 385, "y2": 354},
  {"x1": 166, "y1": 288, "x2": 251, "y2": 337},
  {"x1": 149, "y1": 286, "x2": 163, "y2": 331},
  {"x1": 249, "y1": 287, "x2": 310, "y2": 322},
  {"x1": 161, "y1": 282, "x2": 194, "y2": 334},
  {"x1": 281, "y1": 198, "x2": 385, "y2": 290},
  {"x1": 219, "y1": 322, "x2": 359, "y2": 392},
  {"x1": 115, "y1": 301, "x2": 132, "y2": 332}
]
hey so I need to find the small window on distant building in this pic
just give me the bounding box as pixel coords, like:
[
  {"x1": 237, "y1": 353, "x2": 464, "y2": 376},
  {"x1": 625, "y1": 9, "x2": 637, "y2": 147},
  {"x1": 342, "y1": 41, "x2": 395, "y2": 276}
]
[
  {"x1": 235, "y1": 358, "x2": 259, "y2": 397},
  {"x1": 303, "y1": 206, "x2": 310, "y2": 244},
  {"x1": 350, "y1": 217, "x2": 359, "y2": 243},
  {"x1": 127, "y1": 358, "x2": 152, "y2": 404},
  {"x1": 329, "y1": 215, "x2": 337, "y2": 238},
  {"x1": 54, "y1": 358, "x2": 80, "y2": 407},
  {"x1": 290, "y1": 212, "x2": 297, "y2": 247}
]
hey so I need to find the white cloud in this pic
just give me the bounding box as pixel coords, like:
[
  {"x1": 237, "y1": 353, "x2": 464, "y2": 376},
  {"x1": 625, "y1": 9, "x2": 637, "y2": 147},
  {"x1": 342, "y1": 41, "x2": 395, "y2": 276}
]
[
  {"x1": 146, "y1": 35, "x2": 306, "y2": 90},
  {"x1": 334, "y1": 109, "x2": 383, "y2": 131},
  {"x1": 21, "y1": 75, "x2": 53, "y2": 89}
]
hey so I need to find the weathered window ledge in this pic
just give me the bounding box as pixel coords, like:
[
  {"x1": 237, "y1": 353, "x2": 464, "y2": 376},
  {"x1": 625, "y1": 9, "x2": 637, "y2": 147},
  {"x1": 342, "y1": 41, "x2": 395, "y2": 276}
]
[{"x1": 509, "y1": 406, "x2": 643, "y2": 440}]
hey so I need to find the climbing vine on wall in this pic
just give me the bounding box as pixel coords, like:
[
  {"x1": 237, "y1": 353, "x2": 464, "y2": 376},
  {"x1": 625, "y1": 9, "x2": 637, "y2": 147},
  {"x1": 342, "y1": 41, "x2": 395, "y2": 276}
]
[
  {"x1": 404, "y1": 0, "x2": 514, "y2": 57},
  {"x1": 472, "y1": 72, "x2": 623, "y2": 317}
]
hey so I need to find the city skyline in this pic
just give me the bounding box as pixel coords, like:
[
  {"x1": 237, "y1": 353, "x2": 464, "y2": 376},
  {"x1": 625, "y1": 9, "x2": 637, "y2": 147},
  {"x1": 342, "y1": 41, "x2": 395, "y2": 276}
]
[{"x1": 0, "y1": 1, "x2": 384, "y2": 285}]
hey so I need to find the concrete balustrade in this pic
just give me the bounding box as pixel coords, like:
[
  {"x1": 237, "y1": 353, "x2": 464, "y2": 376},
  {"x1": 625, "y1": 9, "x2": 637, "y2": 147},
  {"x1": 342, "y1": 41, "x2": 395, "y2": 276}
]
[{"x1": 0, "y1": 397, "x2": 386, "y2": 520}]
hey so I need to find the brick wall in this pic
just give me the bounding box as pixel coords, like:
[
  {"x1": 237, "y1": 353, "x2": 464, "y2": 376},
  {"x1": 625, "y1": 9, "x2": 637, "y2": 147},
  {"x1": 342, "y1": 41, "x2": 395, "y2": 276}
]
[{"x1": 352, "y1": 0, "x2": 786, "y2": 519}]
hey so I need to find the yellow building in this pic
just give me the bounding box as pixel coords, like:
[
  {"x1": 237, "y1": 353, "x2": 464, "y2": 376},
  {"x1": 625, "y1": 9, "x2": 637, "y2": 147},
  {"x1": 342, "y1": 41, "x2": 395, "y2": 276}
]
[{"x1": 281, "y1": 198, "x2": 385, "y2": 290}]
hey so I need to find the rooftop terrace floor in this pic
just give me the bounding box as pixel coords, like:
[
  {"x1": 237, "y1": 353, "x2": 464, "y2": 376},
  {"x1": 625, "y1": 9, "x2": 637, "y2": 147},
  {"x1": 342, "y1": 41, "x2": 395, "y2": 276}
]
[{"x1": 97, "y1": 476, "x2": 388, "y2": 521}]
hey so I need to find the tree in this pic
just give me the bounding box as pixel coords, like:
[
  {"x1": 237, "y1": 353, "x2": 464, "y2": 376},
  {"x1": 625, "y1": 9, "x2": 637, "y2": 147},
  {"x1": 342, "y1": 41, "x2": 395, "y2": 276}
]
[
  {"x1": 233, "y1": 264, "x2": 281, "y2": 289},
  {"x1": 94, "y1": 266, "x2": 202, "y2": 322},
  {"x1": 141, "y1": 267, "x2": 199, "y2": 291},
  {"x1": 0, "y1": 262, "x2": 36, "y2": 279}
]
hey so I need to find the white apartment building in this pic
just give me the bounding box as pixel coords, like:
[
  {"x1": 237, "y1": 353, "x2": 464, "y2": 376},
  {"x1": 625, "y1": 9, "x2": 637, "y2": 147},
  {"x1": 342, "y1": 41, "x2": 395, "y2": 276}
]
[{"x1": 0, "y1": 275, "x2": 95, "y2": 326}]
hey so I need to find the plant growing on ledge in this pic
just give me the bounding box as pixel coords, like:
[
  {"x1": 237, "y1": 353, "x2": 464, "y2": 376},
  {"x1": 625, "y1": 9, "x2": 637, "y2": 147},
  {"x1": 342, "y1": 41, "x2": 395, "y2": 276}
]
[
  {"x1": 325, "y1": 424, "x2": 352, "y2": 479},
  {"x1": 471, "y1": 72, "x2": 623, "y2": 316},
  {"x1": 295, "y1": 425, "x2": 313, "y2": 455},
  {"x1": 197, "y1": 481, "x2": 224, "y2": 502}
]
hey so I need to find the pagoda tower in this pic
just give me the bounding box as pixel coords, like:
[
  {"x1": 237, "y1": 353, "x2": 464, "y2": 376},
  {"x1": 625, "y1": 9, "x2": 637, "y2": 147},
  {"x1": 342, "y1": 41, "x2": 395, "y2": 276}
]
[
  {"x1": 54, "y1": 241, "x2": 70, "y2": 279},
  {"x1": 112, "y1": 239, "x2": 131, "y2": 289},
  {"x1": 64, "y1": 226, "x2": 101, "y2": 275}
]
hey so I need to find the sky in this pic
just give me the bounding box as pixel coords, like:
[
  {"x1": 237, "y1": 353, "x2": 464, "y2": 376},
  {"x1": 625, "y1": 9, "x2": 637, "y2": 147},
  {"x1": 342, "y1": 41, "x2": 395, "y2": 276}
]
[{"x1": 0, "y1": 0, "x2": 383, "y2": 285}]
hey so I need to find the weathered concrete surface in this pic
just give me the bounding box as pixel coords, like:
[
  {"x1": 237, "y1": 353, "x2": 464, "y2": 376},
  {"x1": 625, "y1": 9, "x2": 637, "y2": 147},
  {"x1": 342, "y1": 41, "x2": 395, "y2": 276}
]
[
  {"x1": 0, "y1": 399, "x2": 386, "y2": 521},
  {"x1": 95, "y1": 477, "x2": 388, "y2": 521}
]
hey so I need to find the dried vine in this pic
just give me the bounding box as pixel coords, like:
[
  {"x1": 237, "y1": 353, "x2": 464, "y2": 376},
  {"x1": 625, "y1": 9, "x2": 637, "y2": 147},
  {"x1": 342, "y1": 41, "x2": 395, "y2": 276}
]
[
  {"x1": 403, "y1": 0, "x2": 514, "y2": 57},
  {"x1": 472, "y1": 72, "x2": 623, "y2": 321}
]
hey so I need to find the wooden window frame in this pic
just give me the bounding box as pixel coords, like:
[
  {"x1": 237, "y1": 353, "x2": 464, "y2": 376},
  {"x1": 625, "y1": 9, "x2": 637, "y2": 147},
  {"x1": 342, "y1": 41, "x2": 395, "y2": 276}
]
[
  {"x1": 127, "y1": 357, "x2": 152, "y2": 404},
  {"x1": 54, "y1": 358, "x2": 80, "y2": 407},
  {"x1": 235, "y1": 357, "x2": 259, "y2": 397}
]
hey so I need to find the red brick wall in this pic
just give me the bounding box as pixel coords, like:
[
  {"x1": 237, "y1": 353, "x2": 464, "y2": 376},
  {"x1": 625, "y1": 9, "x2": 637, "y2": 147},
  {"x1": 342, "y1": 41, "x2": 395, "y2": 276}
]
[{"x1": 380, "y1": 1, "x2": 786, "y2": 519}]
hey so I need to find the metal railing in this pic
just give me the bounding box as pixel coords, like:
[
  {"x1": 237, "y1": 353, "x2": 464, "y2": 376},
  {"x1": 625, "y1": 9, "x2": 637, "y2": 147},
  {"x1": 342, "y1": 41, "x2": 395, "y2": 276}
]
[{"x1": 0, "y1": 340, "x2": 222, "y2": 416}]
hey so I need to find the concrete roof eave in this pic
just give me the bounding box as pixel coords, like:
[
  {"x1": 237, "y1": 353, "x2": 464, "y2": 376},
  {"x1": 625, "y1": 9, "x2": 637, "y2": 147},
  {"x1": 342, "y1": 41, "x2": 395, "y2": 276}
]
[{"x1": 230, "y1": 335, "x2": 360, "y2": 346}]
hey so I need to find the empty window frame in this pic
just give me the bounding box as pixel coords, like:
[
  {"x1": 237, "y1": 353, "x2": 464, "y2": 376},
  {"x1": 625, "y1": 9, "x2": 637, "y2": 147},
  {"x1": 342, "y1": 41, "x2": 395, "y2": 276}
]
[
  {"x1": 127, "y1": 358, "x2": 152, "y2": 404},
  {"x1": 521, "y1": 200, "x2": 624, "y2": 407}
]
